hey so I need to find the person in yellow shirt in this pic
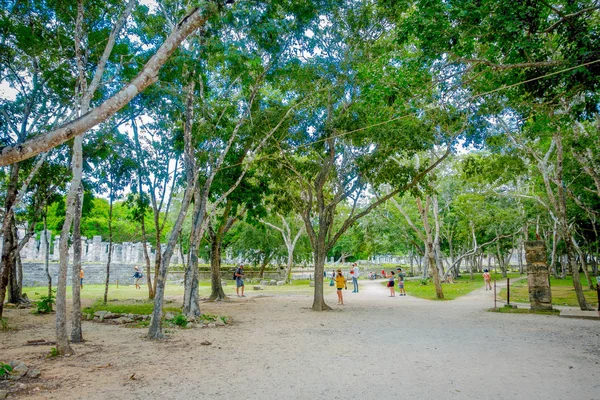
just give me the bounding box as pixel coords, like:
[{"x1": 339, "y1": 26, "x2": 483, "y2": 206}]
[
  {"x1": 335, "y1": 269, "x2": 347, "y2": 305},
  {"x1": 79, "y1": 269, "x2": 84, "y2": 289}
]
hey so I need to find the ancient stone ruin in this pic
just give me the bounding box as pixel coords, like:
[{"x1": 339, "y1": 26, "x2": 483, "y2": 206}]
[{"x1": 524, "y1": 240, "x2": 553, "y2": 311}]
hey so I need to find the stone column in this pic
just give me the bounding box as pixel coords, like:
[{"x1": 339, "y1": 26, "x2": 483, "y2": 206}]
[
  {"x1": 92, "y1": 236, "x2": 102, "y2": 262},
  {"x1": 52, "y1": 237, "x2": 60, "y2": 261},
  {"x1": 525, "y1": 240, "x2": 553, "y2": 310}
]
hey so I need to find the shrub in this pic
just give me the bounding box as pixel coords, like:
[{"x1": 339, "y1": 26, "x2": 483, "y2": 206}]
[
  {"x1": 0, "y1": 363, "x2": 12, "y2": 378},
  {"x1": 419, "y1": 278, "x2": 429, "y2": 286},
  {"x1": 0, "y1": 317, "x2": 8, "y2": 331},
  {"x1": 33, "y1": 291, "x2": 55, "y2": 314},
  {"x1": 169, "y1": 313, "x2": 188, "y2": 327},
  {"x1": 48, "y1": 348, "x2": 58, "y2": 358}
]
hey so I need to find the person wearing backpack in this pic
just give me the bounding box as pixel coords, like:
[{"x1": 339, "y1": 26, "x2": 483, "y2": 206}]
[{"x1": 234, "y1": 264, "x2": 245, "y2": 297}]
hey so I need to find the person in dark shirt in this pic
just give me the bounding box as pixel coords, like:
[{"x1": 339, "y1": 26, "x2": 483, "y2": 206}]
[{"x1": 235, "y1": 264, "x2": 245, "y2": 297}]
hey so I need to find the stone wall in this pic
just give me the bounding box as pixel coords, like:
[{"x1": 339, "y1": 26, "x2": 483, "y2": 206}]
[{"x1": 22, "y1": 262, "x2": 285, "y2": 287}]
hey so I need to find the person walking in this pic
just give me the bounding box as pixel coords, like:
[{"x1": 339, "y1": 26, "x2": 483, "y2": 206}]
[
  {"x1": 387, "y1": 271, "x2": 396, "y2": 297},
  {"x1": 133, "y1": 266, "x2": 143, "y2": 289},
  {"x1": 235, "y1": 264, "x2": 246, "y2": 297},
  {"x1": 483, "y1": 269, "x2": 492, "y2": 290},
  {"x1": 79, "y1": 269, "x2": 84, "y2": 289},
  {"x1": 335, "y1": 269, "x2": 347, "y2": 305},
  {"x1": 396, "y1": 267, "x2": 406, "y2": 296},
  {"x1": 352, "y1": 263, "x2": 359, "y2": 292}
]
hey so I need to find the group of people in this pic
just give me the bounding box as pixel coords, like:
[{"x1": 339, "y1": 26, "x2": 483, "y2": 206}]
[
  {"x1": 386, "y1": 268, "x2": 406, "y2": 297},
  {"x1": 330, "y1": 263, "x2": 360, "y2": 305}
]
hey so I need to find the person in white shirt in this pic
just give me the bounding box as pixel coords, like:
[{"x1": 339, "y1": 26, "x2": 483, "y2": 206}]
[{"x1": 351, "y1": 263, "x2": 359, "y2": 292}]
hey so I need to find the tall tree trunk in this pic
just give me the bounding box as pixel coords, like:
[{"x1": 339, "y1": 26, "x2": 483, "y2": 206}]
[
  {"x1": 418, "y1": 197, "x2": 443, "y2": 299},
  {"x1": 8, "y1": 219, "x2": 25, "y2": 303},
  {"x1": 146, "y1": 182, "x2": 195, "y2": 339},
  {"x1": 71, "y1": 185, "x2": 83, "y2": 343},
  {"x1": 0, "y1": 164, "x2": 20, "y2": 318},
  {"x1": 208, "y1": 236, "x2": 226, "y2": 301},
  {"x1": 103, "y1": 190, "x2": 114, "y2": 304},
  {"x1": 56, "y1": 134, "x2": 82, "y2": 355},
  {"x1": 183, "y1": 188, "x2": 203, "y2": 317},
  {"x1": 550, "y1": 221, "x2": 558, "y2": 277},
  {"x1": 555, "y1": 133, "x2": 591, "y2": 310},
  {"x1": 147, "y1": 76, "x2": 197, "y2": 338},
  {"x1": 44, "y1": 213, "x2": 52, "y2": 297},
  {"x1": 311, "y1": 249, "x2": 331, "y2": 311}
]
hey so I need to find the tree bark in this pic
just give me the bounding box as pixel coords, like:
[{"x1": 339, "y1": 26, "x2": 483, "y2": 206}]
[
  {"x1": 43, "y1": 213, "x2": 52, "y2": 297},
  {"x1": 103, "y1": 188, "x2": 114, "y2": 304},
  {"x1": 71, "y1": 185, "x2": 83, "y2": 343},
  {"x1": 147, "y1": 79, "x2": 198, "y2": 338},
  {"x1": 208, "y1": 235, "x2": 227, "y2": 301},
  {"x1": 0, "y1": 164, "x2": 20, "y2": 317},
  {"x1": 554, "y1": 133, "x2": 591, "y2": 310},
  {"x1": 418, "y1": 197, "x2": 443, "y2": 299}
]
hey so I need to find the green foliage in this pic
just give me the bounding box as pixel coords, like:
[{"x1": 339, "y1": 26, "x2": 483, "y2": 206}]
[
  {"x1": 0, "y1": 317, "x2": 8, "y2": 331},
  {"x1": 32, "y1": 291, "x2": 55, "y2": 314},
  {"x1": 83, "y1": 300, "x2": 180, "y2": 317},
  {"x1": 0, "y1": 363, "x2": 13, "y2": 377},
  {"x1": 169, "y1": 313, "x2": 188, "y2": 327},
  {"x1": 48, "y1": 348, "x2": 59, "y2": 358}
]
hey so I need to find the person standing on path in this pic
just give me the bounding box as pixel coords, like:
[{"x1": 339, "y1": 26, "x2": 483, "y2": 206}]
[
  {"x1": 133, "y1": 266, "x2": 143, "y2": 289},
  {"x1": 387, "y1": 271, "x2": 396, "y2": 297},
  {"x1": 352, "y1": 263, "x2": 359, "y2": 292},
  {"x1": 335, "y1": 269, "x2": 347, "y2": 305},
  {"x1": 483, "y1": 269, "x2": 492, "y2": 290},
  {"x1": 396, "y1": 267, "x2": 406, "y2": 296},
  {"x1": 235, "y1": 264, "x2": 246, "y2": 297}
]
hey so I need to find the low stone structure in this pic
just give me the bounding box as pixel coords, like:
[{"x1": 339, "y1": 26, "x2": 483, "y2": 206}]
[{"x1": 525, "y1": 240, "x2": 553, "y2": 311}]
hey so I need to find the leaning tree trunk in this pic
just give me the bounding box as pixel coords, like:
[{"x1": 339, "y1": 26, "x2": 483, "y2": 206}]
[
  {"x1": 146, "y1": 185, "x2": 195, "y2": 339},
  {"x1": 71, "y1": 185, "x2": 83, "y2": 343},
  {"x1": 147, "y1": 75, "x2": 197, "y2": 339}
]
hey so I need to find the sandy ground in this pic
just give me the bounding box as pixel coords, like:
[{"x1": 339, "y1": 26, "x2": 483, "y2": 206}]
[{"x1": 1, "y1": 279, "x2": 599, "y2": 400}]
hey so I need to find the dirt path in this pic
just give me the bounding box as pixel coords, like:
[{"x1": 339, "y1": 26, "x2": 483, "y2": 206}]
[{"x1": 2, "y1": 279, "x2": 599, "y2": 399}]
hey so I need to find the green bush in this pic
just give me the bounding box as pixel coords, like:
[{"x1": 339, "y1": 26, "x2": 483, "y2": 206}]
[
  {"x1": 33, "y1": 291, "x2": 55, "y2": 314},
  {"x1": 169, "y1": 313, "x2": 188, "y2": 327},
  {"x1": 0, "y1": 317, "x2": 8, "y2": 331},
  {"x1": 0, "y1": 363, "x2": 12, "y2": 377},
  {"x1": 419, "y1": 278, "x2": 429, "y2": 286},
  {"x1": 48, "y1": 348, "x2": 58, "y2": 358}
]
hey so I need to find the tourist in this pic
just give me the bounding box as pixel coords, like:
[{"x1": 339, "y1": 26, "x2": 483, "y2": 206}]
[
  {"x1": 483, "y1": 269, "x2": 492, "y2": 291},
  {"x1": 387, "y1": 271, "x2": 395, "y2": 297},
  {"x1": 79, "y1": 269, "x2": 84, "y2": 289},
  {"x1": 133, "y1": 266, "x2": 143, "y2": 289},
  {"x1": 381, "y1": 269, "x2": 386, "y2": 278},
  {"x1": 335, "y1": 269, "x2": 347, "y2": 305},
  {"x1": 235, "y1": 264, "x2": 245, "y2": 297},
  {"x1": 352, "y1": 263, "x2": 359, "y2": 293},
  {"x1": 396, "y1": 267, "x2": 406, "y2": 296}
]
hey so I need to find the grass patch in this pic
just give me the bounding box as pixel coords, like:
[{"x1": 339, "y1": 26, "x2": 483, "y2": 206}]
[
  {"x1": 499, "y1": 276, "x2": 598, "y2": 308},
  {"x1": 83, "y1": 299, "x2": 181, "y2": 317},
  {"x1": 382, "y1": 273, "x2": 522, "y2": 301},
  {"x1": 488, "y1": 306, "x2": 560, "y2": 315}
]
